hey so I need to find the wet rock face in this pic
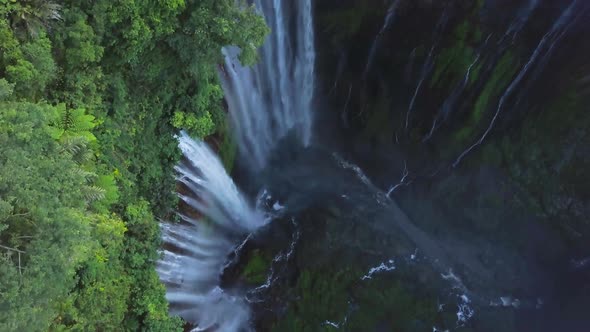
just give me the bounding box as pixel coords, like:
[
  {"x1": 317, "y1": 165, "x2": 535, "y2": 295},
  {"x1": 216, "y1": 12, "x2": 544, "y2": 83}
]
[
  {"x1": 223, "y1": 143, "x2": 571, "y2": 331},
  {"x1": 313, "y1": 0, "x2": 590, "y2": 241},
  {"x1": 215, "y1": 0, "x2": 590, "y2": 330},
  {"x1": 228, "y1": 149, "x2": 584, "y2": 331},
  {"x1": 189, "y1": 1, "x2": 590, "y2": 330}
]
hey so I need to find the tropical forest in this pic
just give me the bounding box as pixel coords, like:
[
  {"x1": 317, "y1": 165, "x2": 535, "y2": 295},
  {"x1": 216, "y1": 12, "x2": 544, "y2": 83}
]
[{"x1": 1, "y1": 0, "x2": 589, "y2": 331}]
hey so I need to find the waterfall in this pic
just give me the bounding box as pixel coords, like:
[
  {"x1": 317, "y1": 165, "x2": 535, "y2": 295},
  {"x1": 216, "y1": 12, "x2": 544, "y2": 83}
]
[
  {"x1": 158, "y1": 2, "x2": 316, "y2": 328},
  {"x1": 158, "y1": 133, "x2": 267, "y2": 331},
  {"x1": 404, "y1": 47, "x2": 417, "y2": 82},
  {"x1": 405, "y1": 45, "x2": 435, "y2": 130},
  {"x1": 422, "y1": 33, "x2": 491, "y2": 143},
  {"x1": 454, "y1": 0, "x2": 582, "y2": 167},
  {"x1": 363, "y1": 0, "x2": 400, "y2": 80},
  {"x1": 404, "y1": 8, "x2": 449, "y2": 131},
  {"x1": 220, "y1": 0, "x2": 316, "y2": 171},
  {"x1": 499, "y1": 0, "x2": 540, "y2": 44}
]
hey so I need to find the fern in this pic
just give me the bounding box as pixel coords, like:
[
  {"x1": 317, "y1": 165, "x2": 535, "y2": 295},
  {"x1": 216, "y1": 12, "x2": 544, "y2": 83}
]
[
  {"x1": 60, "y1": 136, "x2": 86, "y2": 155},
  {"x1": 70, "y1": 167, "x2": 97, "y2": 183},
  {"x1": 82, "y1": 185, "x2": 106, "y2": 203},
  {"x1": 51, "y1": 104, "x2": 97, "y2": 142},
  {"x1": 92, "y1": 174, "x2": 120, "y2": 210},
  {"x1": 59, "y1": 135, "x2": 93, "y2": 164}
]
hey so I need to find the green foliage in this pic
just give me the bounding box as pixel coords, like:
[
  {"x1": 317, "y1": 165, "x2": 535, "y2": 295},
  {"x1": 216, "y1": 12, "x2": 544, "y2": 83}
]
[
  {"x1": 49, "y1": 104, "x2": 97, "y2": 143},
  {"x1": 0, "y1": 0, "x2": 267, "y2": 329},
  {"x1": 0, "y1": 79, "x2": 15, "y2": 100},
  {"x1": 53, "y1": 214, "x2": 130, "y2": 331},
  {"x1": 20, "y1": 34, "x2": 57, "y2": 94},
  {"x1": 242, "y1": 249, "x2": 271, "y2": 284},
  {"x1": 219, "y1": 121, "x2": 238, "y2": 171},
  {"x1": 0, "y1": 101, "x2": 91, "y2": 331},
  {"x1": 92, "y1": 174, "x2": 120, "y2": 211},
  {"x1": 5, "y1": 0, "x2": 62, "y2": 39},
  {"x1": 172, "y1": 110, "x2": 215, "y2": 138},
  {"x1": 121, "y1": 200, "x2": 182, "y2": 332},
  {"x1": 1, "y1": 25, "x2": 56, "y2": 99},
  {"x1": 51, "y1": 8, "x2": 104, "y2": 110}
]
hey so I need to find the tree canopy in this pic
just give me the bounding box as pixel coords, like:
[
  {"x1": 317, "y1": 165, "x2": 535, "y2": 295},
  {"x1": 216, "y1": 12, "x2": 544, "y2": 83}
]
[{"x1": 0, "y1": 0, "x2": 267, "y2": 330}]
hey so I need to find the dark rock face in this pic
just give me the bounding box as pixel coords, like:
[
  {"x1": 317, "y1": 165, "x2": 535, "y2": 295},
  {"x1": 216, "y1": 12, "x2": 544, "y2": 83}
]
[
  {"x1": 224, "y1": 1, "x2": 590, "y2": 331},
  {"x1": 313, "y1": 0, "x2": 590, "y2": 247}
]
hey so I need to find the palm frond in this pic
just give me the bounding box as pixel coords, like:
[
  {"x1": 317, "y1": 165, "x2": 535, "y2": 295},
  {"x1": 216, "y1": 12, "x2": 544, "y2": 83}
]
[
  {"x1": 70, "y1": 167, "x2": 97, "y2": 183},
  {"x1": 82, "y1": 185, "x2": 106, "y2": 203}
]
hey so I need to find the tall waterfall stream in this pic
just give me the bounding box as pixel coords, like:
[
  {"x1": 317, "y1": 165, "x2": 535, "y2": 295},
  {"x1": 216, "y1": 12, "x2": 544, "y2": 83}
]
[{"x1": 158, "y1": 1, "x2": 590, "y2": 331}]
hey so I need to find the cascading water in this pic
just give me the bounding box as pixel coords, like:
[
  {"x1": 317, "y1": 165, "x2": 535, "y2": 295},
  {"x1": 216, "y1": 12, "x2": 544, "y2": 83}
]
[
  {"x1": 156, "y1": 0, "x2": 590, "y2": 331},
  {"x1": 499, "y1": 0, "x2": 540, "y2": 44},
  {"x1": 405, "y1": 9, "x2": 449, "y2": 131},
  {"x1": 158, "y1": 0, "x2": 316, "y2": 330},
  {"x1": 220, "y1": 0, "x2": 316, "y2": 171},
  {"x1": 422, "y1": 33, "x2": 491, "y2": 142},
  {"x1": 158, "y1": 133, "x2": 267, "y2": 331},
  {"x1": 453, "y1": 0, "x2": 582, "y2": 167},
  {"x1": 363, "y1": 0, "x2": 400, "y2": 80}
]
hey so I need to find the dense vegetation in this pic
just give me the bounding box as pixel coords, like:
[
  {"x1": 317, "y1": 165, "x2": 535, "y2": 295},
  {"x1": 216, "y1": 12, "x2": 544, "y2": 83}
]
[{"x1": 0, "y1": 0, "x2": 266, "y2": 330}]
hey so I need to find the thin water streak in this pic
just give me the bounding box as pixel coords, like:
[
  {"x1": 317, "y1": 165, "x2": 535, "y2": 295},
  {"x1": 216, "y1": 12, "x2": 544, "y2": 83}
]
[{"x1": 454, "y1": 0, "x2": 581, "y2": 167}]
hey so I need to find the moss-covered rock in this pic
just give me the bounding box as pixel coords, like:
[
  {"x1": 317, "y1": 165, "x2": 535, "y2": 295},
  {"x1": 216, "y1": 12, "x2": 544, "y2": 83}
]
[
  {"x1": 242, "y1": 249, "x2": 272, "y2": 284},
  {"x1": 271, "y1": 266, "x2": 439, "y2": 332}
]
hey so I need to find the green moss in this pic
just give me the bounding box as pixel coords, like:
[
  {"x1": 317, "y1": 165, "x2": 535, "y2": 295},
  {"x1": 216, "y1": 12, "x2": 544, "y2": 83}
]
[
  {"x1": 218, "y1": 120, "x2": 237, "y2": 172},
  {"x1": 271, "y1": 268, "x2": 357, "y2": 331},
  {"x1": 453, "y1": 125, "x2": 473, "y2": 143},
  {"x1": 453, "y1": 50, "x2": 517, "y2": 144},
  {"x1": 242, "y1": 249, "x2": 271, "y2": 284},
  {"x1": 469, "y1": 61, "x2": 483, "y2": 86},
  {"x1": 453, "y1": 21, "x2": 470, "y2": 41},
  {"x1": 347, "y1": 279, "x2": 436, "y2": 331},
  {"x1": 430, "y1": 44, "x2": 475, "y2": 88},
  {"x1": 430, "y1": 17, "x2": 487, "y2": 89},
  {"x1": 272, "y1": 266, "x2": 438, "y2": 331},
  {"x1": 473, "y1": 27, "x2": 483, "y2": 44}
]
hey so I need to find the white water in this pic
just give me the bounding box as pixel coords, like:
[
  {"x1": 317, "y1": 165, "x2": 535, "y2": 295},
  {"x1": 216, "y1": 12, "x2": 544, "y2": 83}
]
[
  {"x1": 386, "y1": 160, "x2": 410, "y2": 196},
  {"x1": 158, "y1": 133, "x2": 267, "y2": 331},
  {"x1": 247, "y1": 218, "x2": 299, "y2": 303},
  {"x1": 454, "y1": 0, "x2": 581, "y2": 167},
  {"x1": 159, "y1": 2, "x2": 316, "y2": 328},
  {"x1": 220, "y1": 0, "x2": 316, "y2": 171},
  {"x1": 360, "y1": 259, "x2": 397, "y2": 280},
  {"x1": 332, "y1": 152, "x2": 374, "y2": 187}
]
